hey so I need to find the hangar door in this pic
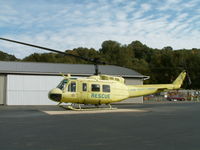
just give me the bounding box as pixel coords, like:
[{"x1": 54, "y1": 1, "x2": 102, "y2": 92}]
[{"x1": 7, "y1": 75, "x2": 63, "y2": 105}]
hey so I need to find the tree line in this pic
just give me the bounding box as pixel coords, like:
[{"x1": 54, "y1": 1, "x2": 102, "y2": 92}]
[{"x1": 0, "y1": 40, "x2": 200, "y2": 89}]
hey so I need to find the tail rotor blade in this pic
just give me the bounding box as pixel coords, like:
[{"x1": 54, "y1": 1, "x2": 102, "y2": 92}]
[{"x1": 186, "y1": 73, "x2": 192, "y2": 85}]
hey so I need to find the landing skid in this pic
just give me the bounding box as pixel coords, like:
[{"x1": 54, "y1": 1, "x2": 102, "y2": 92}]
[{"x1": 58, "y1": 103, "x2": 117, "y2": 111}]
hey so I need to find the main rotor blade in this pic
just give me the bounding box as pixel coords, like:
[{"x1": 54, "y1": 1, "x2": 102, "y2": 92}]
[{"x1": 0, "y1": 37, "x2": 98, "y2": 63}]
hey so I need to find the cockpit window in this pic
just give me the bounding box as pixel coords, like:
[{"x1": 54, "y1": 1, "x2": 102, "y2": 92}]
[{"x1": 57, "y1": 79, "x2": 68, "y2": 90}]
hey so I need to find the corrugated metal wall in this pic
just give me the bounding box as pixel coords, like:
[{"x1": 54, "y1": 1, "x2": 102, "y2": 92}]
[
  {"x1": 7, "y1": 75, "x2": 63, "y2": 105},
  {"x1": 0, "y1": 75, "x2": 6, "y2": 105}
]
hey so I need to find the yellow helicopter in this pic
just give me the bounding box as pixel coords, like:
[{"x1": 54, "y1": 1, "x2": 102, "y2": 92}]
[{"x1": 0, "y1": 38, "x2": 186, "y2": 110}]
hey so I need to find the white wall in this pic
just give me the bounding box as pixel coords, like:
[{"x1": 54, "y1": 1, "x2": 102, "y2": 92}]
[
  {"x1": 0, "y1": 75, "x2": 6, "y2": 105},
  {"x1": 7, "y1": 75, "x2": 63, "y2": 105}
]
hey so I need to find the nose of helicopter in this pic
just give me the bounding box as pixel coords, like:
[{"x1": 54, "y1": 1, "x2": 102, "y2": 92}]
[{"x1": 48, "y1": 88, "x2": 63, "y2": 102}]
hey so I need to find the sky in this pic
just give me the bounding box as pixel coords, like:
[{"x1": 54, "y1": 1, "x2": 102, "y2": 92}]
[{"x1": 0, "y1": 0, "x2": 199, "y2": 59}]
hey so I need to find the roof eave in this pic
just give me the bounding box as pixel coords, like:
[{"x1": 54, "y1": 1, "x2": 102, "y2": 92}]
[{"x1": 0, "y1": 71, "x2": 148, "y2": 79}]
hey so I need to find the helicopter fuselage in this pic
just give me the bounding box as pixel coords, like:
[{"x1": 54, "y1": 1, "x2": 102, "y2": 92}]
[
  {"x1": 49, "y1": 75, "x2": 130, "y2": 105},
  {"x1": 48, "y1": 71, "x2": 186, "y2": 105}
]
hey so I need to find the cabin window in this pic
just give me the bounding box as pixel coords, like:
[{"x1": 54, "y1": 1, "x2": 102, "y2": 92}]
[
  {"x1": 82, "y1": 83, "x2": 87, "y2": 91},
  {"x1": 103, "y1": 85, "x2": 110, "y2": 92},
  {"x1": 57, "y1": 79, "x2": 68, "y2": 90},
  {"x1": 68, "y1": 81, "x2": 76, "y2": 92},
  {"x1": 91, "y1": 84, "x2": 100, "y2": 92}
]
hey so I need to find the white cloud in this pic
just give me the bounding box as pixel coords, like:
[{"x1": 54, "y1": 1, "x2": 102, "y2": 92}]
[
  {"x1": 141, "y1": 3, "x2": 151, "y2": 12},
  {"x1": 116, "y1": 12, "x2": 127, "y2": 20},
  {"x1": 0, "y1": 0, "x2": 199, "y2": 59},
  {"x1": 123, "y1": 1, "x2": 136, "y2": 13},
  {"x1": 182, "y1": 0, "x2": 199, "y2": 8}
]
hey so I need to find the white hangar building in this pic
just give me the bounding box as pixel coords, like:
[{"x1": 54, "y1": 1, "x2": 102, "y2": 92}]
[{"x1": 0, "y1": 61, "x2": 148, "y2": 105}]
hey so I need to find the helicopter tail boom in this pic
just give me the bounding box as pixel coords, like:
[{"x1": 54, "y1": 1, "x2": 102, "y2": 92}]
[{"x1": 127, "y1": 71, "x2": 187, "y2": 98}]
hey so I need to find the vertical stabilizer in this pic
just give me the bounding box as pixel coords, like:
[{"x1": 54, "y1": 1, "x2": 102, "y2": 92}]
[{"x1": 173, "y1": 71, "x2": 187, "y2": 88}]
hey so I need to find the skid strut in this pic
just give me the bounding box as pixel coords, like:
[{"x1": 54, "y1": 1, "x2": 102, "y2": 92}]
[{"x1": 58, "y1": 104, "x2": 117, "y2": 111}]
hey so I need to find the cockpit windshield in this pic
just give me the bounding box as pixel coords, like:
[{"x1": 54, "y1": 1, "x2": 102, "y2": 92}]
[{"x1": 57, "y1": 79, "x2": 68, "y2": 90}]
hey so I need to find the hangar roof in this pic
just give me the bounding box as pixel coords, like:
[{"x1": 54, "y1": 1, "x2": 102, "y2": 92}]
[{"x1": 0, "y1": 61, "x2": 147, "y2": 78}]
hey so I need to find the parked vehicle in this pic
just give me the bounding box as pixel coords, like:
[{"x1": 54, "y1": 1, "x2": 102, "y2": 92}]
[{"x1": 167, "y1": 96, "x2": 185, "y2": 101}]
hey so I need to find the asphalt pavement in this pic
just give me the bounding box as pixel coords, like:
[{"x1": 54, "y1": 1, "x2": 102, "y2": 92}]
[{"x1": 0, "y1": 102, "x2": 200, "y2": 150}]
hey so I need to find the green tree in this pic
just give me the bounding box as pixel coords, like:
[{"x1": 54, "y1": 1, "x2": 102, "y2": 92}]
[
  {"x1": 162, "y1": 46, "x2": 173, "y2": 51},
  {"x1": 99, "y1": 40, "x2": 134, "y2": 67},
  {"x1": 0, "y1": 50, "x2": 18, "y2": 61}
]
